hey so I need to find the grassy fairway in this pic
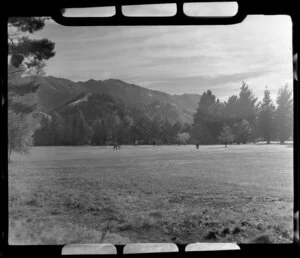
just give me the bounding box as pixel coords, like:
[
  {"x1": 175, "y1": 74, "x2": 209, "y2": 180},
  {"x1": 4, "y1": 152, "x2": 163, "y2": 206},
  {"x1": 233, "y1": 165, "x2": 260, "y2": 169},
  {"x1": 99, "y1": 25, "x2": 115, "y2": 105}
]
[{"x1": 9, "y1": 144, "x2": 293, "y2": 244}]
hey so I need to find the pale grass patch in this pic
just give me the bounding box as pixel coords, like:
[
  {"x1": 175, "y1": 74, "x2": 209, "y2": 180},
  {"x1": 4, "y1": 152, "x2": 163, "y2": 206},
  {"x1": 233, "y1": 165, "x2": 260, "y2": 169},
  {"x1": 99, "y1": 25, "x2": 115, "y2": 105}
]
[{"x1": 9, "y1": 218, "x2": 130, "y2": 245}]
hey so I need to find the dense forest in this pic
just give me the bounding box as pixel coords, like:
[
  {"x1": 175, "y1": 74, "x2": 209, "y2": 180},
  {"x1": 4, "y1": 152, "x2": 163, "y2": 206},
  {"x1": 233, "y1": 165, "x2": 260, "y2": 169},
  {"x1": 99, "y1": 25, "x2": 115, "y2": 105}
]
[
  {"x1": 33, "y1": 93, "x2": 192, "y2": 146},
  {"x1": 191, "y1": 82, "x2": 293, "y2": 145},
  {"x1": 33, "y1": 81, "x2": 293, "y2": 146}
]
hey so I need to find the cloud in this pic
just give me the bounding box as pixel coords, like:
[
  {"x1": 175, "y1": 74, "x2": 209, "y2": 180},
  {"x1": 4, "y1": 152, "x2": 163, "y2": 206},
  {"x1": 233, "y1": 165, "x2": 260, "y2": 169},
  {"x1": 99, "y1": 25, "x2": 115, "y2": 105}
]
[
  {"x1": 136, "y1": 70, "x2": 272, "y2": 94},
  {"x1": 35, "y1": 15, "x2": 292, "y2": 99}
]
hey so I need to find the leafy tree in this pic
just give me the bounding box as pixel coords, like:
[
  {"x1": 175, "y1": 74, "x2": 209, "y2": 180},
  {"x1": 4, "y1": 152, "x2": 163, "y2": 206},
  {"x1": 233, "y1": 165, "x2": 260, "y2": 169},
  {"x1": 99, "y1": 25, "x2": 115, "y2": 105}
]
[
  {"x1": 32, "y1": 114, "x2": 52, "y2": 145},
  {"x1": 91, "y1": 119, "x2": 105, "y2": 145},
  {"x1": 63, "y1": 114, "x2": 74, "y2": 145},
  {"x1": 71, "y1": 109, "x2": 91, "y2": 145},
  {"x1": 275, "y1": 84, "x2": 293, "y2": 143},
  {"x1": 177, "y1": 132, "x2": 190, "y2": 145},
  {"x1": 191, "y1": 90, "x2": 215, "y2": 144},
  {"x1": 181, "y1": 122, "x2": 192, "y2": 134},
  {"x1": 224, "y1": 95, "x2": 239, "y2": 118},
  {"x1": 258, "y1": 87, "x2": 275, "y2": 143},
  {"x1": 208, "y1": 99, "x2": 226, "y2": 117},
  {"x1": 232, "y1": 119, "x2": 252, "y2": 144},
  {"x1": 250, "y1": 116, "x2": 260, "y2": 143},
  {"x1": 114, "y1": 118, "x2": 132, "y2": 145},
  {"x1": 50, "y1": 112, "x2": 65, "y2": 145},
  {"x1": 8, "y1": 112, "x2": 37, "y2": 161},
  {"x1": 8, "y1": 17, "x2": 55, "y2": 161},
  {"x1": 160, "y1": 119, "x2": 173, "y2": 144},
  {"x1": 33, "y1": 112, "x2": 68, "y2": 146},
  {"x1": 218, "y1": 125, "x2": 235, "y2": 147},
  {"x1": 149, "y1": 117, "x2": 161, "y2": 144},
  {"x1": 171, "y1": 122, "x2": 182, "y2": 143},
  {"x1": 131, "y1": 115, "x2": 152, "y2": 144},
  {"x1": 197, "y1": 90, "x2": 216, "y2": 114},
  {"x1": 191, "y1": 90, "x2": 224, "y2": 144}
]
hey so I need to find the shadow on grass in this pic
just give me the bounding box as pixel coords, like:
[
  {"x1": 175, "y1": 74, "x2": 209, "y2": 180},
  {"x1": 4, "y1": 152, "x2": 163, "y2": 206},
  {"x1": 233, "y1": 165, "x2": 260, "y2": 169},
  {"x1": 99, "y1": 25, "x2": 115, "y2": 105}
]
[
  {"x1": 9, "y1": 217, "x2": 131, "y2": 245},
  {"x1": 252, "y1": 235, "x2": 272, "y2": 243},
  {"x1": 204, "y1": 231, "x2": 219, "y2": 240},
  {"x1": 255, "y1": 142, "x2": 293, "y2": 147}
]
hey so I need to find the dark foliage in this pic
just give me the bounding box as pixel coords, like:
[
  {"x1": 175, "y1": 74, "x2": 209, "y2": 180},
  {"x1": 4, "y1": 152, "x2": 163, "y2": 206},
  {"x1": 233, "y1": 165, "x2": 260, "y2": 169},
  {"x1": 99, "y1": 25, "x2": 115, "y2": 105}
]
[
  {"x1": 33, "y1": 94, "x2": 189, "y2": 146},
  {"x1": 191, "y1": 82, "x2": 291, "y2": 145},
  {"x1": 8, "y1": 17, "x2": 46, "y2": 33},
  {"x1": 8, "y1": 17, "x2": 55, "y2": 69},
  {"x1": 8, "y1": 17, "x2": 55, "y2": 161},
  {"x1": 33, "y1": 82, "x2": 293, "y2": 147}
]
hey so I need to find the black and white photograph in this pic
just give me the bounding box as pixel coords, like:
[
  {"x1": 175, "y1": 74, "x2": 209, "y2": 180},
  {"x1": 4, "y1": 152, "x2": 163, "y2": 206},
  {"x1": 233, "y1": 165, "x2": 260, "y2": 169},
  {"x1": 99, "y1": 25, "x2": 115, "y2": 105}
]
[{"x1": 7, "y1": 4, "x2": 294, "y2": 245}]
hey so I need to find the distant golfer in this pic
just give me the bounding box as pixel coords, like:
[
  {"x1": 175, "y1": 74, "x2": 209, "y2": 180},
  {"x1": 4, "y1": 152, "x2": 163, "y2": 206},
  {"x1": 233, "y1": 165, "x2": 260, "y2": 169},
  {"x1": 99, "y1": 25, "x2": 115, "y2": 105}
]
[
  {"x1": 113, "y1": 143, "x2": 121, "y2": 150},
  {"x1": 196, "y1": 144, "x2": 199, "y2": 149}
]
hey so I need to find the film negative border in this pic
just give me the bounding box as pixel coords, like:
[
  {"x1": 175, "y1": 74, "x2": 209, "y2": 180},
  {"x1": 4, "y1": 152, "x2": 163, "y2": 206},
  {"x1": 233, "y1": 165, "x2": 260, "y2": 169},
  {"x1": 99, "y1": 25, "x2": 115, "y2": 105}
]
[{"x1": 1, "y1": 0, "x2": 299, "y2": 257}]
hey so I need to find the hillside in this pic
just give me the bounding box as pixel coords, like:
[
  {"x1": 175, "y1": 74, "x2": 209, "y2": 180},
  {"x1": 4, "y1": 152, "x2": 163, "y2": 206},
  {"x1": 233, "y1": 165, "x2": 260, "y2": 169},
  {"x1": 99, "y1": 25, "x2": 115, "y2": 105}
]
[
  {"x1": 37, "y1": 76, "x2": 84, "y2": 112},
  {"x1": 33, "y1": 93, "x2": 191, "y2": 146},
  {"x1": 36, "y1": 76, "x2": 201, "y2": 124}
]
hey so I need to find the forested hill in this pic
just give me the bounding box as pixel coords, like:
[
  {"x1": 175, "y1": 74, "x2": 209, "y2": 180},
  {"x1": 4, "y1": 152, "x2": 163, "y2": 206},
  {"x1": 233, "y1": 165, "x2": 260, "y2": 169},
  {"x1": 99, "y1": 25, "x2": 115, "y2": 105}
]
[
  {"x1": 34, "y1": 93, "x2": 192, "y2": 146},
  {"x1": 37, "y1": 76, "x2": 201, "y2": 124},
  {"x1": 33, "y1": 79, "x2": 293, "y2": 146}
]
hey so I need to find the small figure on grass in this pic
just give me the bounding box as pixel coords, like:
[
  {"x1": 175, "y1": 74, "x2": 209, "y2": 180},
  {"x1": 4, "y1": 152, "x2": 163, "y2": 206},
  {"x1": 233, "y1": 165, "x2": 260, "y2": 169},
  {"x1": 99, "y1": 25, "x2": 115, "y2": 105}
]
[
  {"x1": 218, "y1": 124, "x2": 235, "y2": 148},
  {"x1": 196, "y1": 143, "x2": 199, "y2": 149},
  {"x1": 113, "y1": 143, "x2": 121, "y2": 150}
]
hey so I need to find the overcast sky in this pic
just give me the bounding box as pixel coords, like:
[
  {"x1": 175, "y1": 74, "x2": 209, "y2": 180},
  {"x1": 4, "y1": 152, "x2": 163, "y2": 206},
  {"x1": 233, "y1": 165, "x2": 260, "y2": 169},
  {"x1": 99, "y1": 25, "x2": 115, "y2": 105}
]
[{"x1": 32, "y1": 4, "x2": 292, "y2": 101}]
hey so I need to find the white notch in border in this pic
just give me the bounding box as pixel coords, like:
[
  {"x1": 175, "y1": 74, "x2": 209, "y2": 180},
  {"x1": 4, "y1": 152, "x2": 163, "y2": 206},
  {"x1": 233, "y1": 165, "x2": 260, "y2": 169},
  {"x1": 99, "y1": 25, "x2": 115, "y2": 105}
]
[
  {"x1": 61, "y1": 244, "x2": 117, "y2": 255},
  {"x1": 184, "y1": 2, "x2": 238, "y2": 17},
  {"x1": 185, "y1": 243, "x2": 240, "y2": 251},
  {"x1": 122, "y1": 4, "x2": 177, "y2": 17},
  {"x1": 63, "y1": 7, "x2": 116, "y2": 17},
  {"x1": 123, "y1": 243, "x2": 179, "y2": 254}
]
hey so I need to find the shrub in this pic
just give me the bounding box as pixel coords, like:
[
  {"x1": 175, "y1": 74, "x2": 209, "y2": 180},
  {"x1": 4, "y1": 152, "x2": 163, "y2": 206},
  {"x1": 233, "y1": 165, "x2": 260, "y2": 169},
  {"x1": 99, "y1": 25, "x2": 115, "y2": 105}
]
[
  {"x1": 252, "y1": 235, "x2": 272, "y2": 243},
  {"x1": 221, "y1": 227, "x2": 231, "y2": 236},
  {"x1": 232, "y1": 227, "x2": 242, "y2": 234},
  {"x1": 149, "y1": 211, "x2": 163, "y2": 218},
  {"x1": 204, "y1": 231, "x2": 219, "y2": 240}
]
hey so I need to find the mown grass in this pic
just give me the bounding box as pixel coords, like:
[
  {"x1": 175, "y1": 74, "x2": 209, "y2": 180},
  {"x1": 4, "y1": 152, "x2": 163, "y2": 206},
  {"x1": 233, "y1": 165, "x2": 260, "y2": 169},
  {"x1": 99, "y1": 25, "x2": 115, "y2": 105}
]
[{"x1": 9, "y1": 144, "x2": 293, "y2": 244}]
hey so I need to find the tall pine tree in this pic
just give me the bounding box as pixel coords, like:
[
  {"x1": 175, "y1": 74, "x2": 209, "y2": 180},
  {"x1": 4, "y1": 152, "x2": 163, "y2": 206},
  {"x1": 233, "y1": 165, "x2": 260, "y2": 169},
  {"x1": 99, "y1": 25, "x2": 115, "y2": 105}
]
[
  {"x1": 258, "y1": 87, "x2": 275, "y2": 144},
  {"x1": 191, "y1": 90, "x2": 217, "y2": 144},
  {"x1": 8, "y1": 17, "x2": 55, "y2": 161},
  {"x1": 275, "y1": 84, "x2": 293, "y2": 143},
  {"x1": 236, "y1": 81, "x2": 258, "y2": 125}
]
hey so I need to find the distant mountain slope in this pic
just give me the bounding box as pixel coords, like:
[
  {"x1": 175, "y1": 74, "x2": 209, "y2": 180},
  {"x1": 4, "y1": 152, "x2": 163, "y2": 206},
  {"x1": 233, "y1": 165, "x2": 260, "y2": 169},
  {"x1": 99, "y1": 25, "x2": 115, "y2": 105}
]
[
  {"x1": 37, "y1": 76, "x2": 84, "y2": 112},
  {"x1": 37, "y1": 76, "x2": 201, "y2": 123},
  {"x1": 142, "y1": 100, "x2": 181, "y2": 124},
  {"x1": 80, "y1": 79, "x2": 172, "y2": 109},
  {"x1": 172, "y1": 94, "x2": 202, "y2": 113}
]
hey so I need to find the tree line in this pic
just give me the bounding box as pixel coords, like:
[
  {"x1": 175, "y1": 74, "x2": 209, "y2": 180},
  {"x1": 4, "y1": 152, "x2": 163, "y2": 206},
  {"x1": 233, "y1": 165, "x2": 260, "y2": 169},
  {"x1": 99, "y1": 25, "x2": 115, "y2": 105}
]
[
  {"x1": 33, "y1": 82, "x2": 293, "y2": 147},
  {"x1": 33, "y1": 93, "x2": 192, "y2": 146},
  {"x1": 192, "y1": 82, "x2": 293, "y2": 146}
]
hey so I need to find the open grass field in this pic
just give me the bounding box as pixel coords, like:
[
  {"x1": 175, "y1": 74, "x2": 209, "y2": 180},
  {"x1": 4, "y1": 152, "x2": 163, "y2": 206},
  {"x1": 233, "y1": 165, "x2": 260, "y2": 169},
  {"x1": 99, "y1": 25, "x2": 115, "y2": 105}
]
[{"x1": 9, "y1": 144, "x2": 293, "y2": 244}]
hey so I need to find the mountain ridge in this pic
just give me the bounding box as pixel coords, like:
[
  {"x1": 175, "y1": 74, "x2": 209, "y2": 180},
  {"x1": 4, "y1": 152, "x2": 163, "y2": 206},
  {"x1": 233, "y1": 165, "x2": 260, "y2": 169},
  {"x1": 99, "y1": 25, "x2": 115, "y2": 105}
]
[{"x1": 37, "y1": 76, "x2": 201, "y2": 124}]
